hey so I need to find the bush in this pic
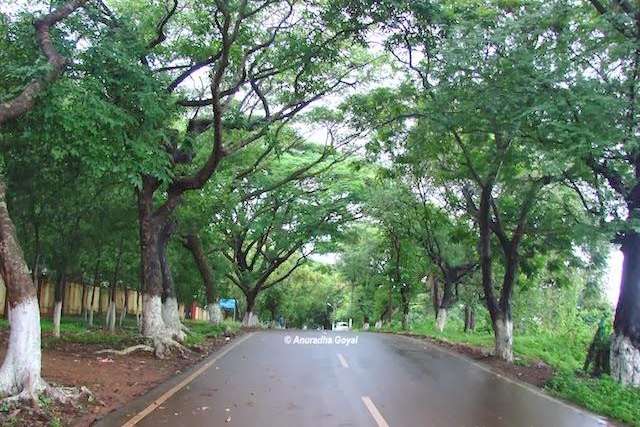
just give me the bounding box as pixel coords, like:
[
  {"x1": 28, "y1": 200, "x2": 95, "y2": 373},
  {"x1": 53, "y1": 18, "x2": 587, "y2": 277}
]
[{"x1": 547, "y1": 371, "x2": 640, "y2": 426}]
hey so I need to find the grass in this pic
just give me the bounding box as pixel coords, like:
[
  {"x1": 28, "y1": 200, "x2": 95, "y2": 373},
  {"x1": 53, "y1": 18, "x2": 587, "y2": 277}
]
[
  {"x1": 0, "y1": 314, "x2": 141, "y2": 347},
  {"x1": 39, "y1": 316, "x2": 140, "y2": 348},
  {"x1": 0, "y1": 313, "x2": 242, "y2": 349},
  {"x1": 389, "y1": 319, "x2": 640, "y2": 426},
  {"x1": 183, "y1": 319, "x2": 241, "y2": 347},
  {"x1": 547, "y1": 370, "x2": 640, "y2": 426}
]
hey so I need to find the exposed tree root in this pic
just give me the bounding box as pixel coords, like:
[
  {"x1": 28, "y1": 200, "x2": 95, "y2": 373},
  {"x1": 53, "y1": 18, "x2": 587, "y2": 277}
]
[
  {"x1": 154, "y1": 337, "x2": 188, "y2": 359},
  {"x1": 43, "y1": 384, "x2": 93, "y2": 406},
  {"x1": 95, "y1": 344, "x2": 154, "y2": 356},
  {"x1": 1, "y1": 382, "x2": 92, "y2": 409},
  {"x1": 94, "y1": 338, "x2": 189, "y2": 360}
]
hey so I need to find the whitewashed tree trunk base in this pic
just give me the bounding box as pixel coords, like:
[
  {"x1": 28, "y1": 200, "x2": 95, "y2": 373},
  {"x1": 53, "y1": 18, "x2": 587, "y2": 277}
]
[
  {"x1": 494, "y1": 317, "x2": 514, "y2": 362},
  {"x1": 106, "y1": 302, "x2": 116, "y2": 333},
  {"x1": 242, "y1": 311, "x2": 259, "y2": 327},
  {"x1": 436, "y1": 308, "x2": 448, "y2": 332},
  {"x1": 0, "y1": 302, "x2": 96, "y2": 402},
  {"x1": 52, "y1": 301, "x2": 62, "y2": 338},
  {"x1": 161, "y1": 297, "x2": 187, "y2": 340},
  {"x1": 610, "y1": 333, "x2": 640, "y2": 387},
  {"x1": 142, "y1": 295, "x2": 185, "y2": 358},
  {"x1": 118, "y1": 305, "x2": 127, "y2": 328},
  {"x1": 0, "y1": 298, "x2": 45, "y2": 399},
  {"x1": 88, "y1": 308, "x2": 94, "y2": 327},
  {"x1": 105, "y1": 304, "x2": 111, "y2": 329},
  {"x1": 207, "y1": 304, "x2": 222, "y2": 324}
]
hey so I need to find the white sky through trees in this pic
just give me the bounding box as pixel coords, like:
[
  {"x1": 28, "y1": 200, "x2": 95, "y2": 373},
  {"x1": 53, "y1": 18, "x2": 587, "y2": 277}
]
[{"x1": 607, "y1": 250, "x2": 622, "y2": 307}]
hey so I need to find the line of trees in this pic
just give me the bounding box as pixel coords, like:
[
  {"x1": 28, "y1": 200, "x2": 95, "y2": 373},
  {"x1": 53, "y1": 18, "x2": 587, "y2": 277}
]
[
  {"x1": 0, "y1": 0, "x2": 373, "y2": 400},
  {"x1": 1, "y1": 0, "x2": 640, "y2": 407},
  {"x1": 333, "y1": 0, "x2": 640, "y2": 386}
]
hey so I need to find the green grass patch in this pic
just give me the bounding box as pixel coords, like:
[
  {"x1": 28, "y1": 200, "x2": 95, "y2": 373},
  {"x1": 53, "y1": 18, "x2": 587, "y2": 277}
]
[
  {"x1": 183, "y1": 319, "x2": 241, "y2": 347},
  {"x1": 404, "y1": 319, "x2": 591, "y2": 371},
  {"x1": 408, "y1": 320, "x2": 495, "y2": 349},
  {"x1": 547, "y1": 371, "x2": 640, "y2": 426},
  {"x1": 40, "y1": 315, "x2": 139, "y2": 348}
]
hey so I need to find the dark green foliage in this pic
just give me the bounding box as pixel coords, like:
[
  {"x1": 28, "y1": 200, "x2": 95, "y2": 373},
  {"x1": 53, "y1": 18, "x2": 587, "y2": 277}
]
[{"x1": 583, "y1": 319, "x2": 612, "y2": 377}]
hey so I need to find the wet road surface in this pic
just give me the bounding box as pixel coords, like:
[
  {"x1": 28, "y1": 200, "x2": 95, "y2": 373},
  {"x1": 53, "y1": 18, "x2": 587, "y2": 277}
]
[{"x1": 127, "y1": 330, "x2": 608, "y2": 427}]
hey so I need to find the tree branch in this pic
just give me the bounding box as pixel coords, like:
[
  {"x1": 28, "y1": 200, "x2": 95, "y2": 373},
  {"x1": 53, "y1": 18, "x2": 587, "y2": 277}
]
[{"x1": 0, "y1": 0, "x2": 87, "y2": 126}]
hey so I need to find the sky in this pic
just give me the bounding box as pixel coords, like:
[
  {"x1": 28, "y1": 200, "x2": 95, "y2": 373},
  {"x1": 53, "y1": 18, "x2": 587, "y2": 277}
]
[{"x1": 606, "y1": 250, "x2": 623, "y2": 307}]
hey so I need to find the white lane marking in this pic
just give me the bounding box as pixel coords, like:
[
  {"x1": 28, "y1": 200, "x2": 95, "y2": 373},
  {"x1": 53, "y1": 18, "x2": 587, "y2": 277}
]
[
  {"x1": 337, "y1": 352, "x2": 349, "y2": 368},
  {"x1": 122, "y1": 332, "x2": 255, "y2": 426},
  {"x1": 361, "y1": 396, "x2": 390, "y2": 427}
]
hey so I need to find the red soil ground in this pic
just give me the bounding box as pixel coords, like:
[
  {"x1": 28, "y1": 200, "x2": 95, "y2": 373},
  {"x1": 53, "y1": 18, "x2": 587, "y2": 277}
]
[{"x1": 0, "y1": 329, "x2": 241, "y2": 426}]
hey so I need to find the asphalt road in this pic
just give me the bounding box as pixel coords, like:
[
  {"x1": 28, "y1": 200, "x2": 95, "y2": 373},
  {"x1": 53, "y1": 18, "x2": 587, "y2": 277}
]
[{"x1": 125, "y1": 330, "x2": 608, "y2": 427}]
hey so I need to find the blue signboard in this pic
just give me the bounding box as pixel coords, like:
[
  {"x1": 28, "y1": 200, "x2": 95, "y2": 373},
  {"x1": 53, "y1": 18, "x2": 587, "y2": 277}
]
[{"x1": 219, "y1": 298, "x2": 236, "y2": 310}]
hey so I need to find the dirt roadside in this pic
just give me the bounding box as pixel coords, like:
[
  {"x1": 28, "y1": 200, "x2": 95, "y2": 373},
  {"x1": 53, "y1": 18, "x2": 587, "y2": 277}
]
[{"x1": 0, "y1": 328, "x2": 244, "y2": 427}]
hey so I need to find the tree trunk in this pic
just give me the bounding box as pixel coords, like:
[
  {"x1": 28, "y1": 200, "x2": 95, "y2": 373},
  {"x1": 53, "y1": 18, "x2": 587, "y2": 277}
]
[
  {"x1": 88, "y1": 305, "x2": 94, "y2": 327},
  {"x1": 106, "y1": 301, "x2": 116, "y2": 333},
  {"x1": 0, "y1": 180, "x2": 45, "y2": 398},
  {"x1": 3, "y1": 289, "x2": 9, "y2": 322},
  {"x1": 242, "y1": 291, "x2": 259, "y2": 327},
  {"x1": 107, "y1": 239, "x2": 123, "y2": 333},
  {"x1": 119, "y1": 289, "x2": 128, "y2": 328},
  {"x1": 478, "y1": 185, "x2": 513, "y2": 362},
  {"x1": 464, "y1": 305, "x2": 475, "y2": 332},
  {"x1": 207, "y1": 304, "x2": 223, "y2": 324},
  {"x1": 31, "y1": 226, "x2": 42, "y2": 308},
  {"x1": 159, "y1": 220, "x2": 186, "y2": 340},
  {"x1": 88, "y1": 285, "x2": 96, "y2": 327},
  {"x1": 400, "y1": 285, "x2": 409, "y2": 330},
  {"x1": 611, "y1": 232, "x2": 640, "y2": 386},
  {"x1": 104, "y1": 302, "x2": 110, "y2": 328},
  {"x1": 138, "y1": 188, "x2": 176, "y2": 356},
  {"x1": 136, "y1": 292, "x2": 141, "y2": 330},
  {"x1": 80, "y1": 279, "x2": 87, "y2": 321},
  {"x1": 52, "y1": 301, "x2": 62, "y2": 338},
  {"x1": 436, "y1": 277, "x2": 455, "y2": 332},
  {"x1": 87, "y1": 254, "x2": 100, "y2": 327},
  {"x1": 431, "y1": 275, "x2": 440, "y2": 316},
  {"x1": 183, "y1": 233, "x2": 220, "y2": 324},
  {"x1": 436, "y1": 308, "x2": 447, "y2": 332},
  {"x1": 493, "y1": 311, "x2": 513, "y2": 362},
  {"x1": 0, "y1": 0, "x2": 86, "y2": 398},
  {"x1": 52, "y1": 272, "x2": 66, "y2": 338}
]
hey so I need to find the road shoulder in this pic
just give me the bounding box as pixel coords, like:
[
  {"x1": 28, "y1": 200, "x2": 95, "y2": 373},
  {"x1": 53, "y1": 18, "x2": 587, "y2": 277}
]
[
  {"x1": 94, "y1": 332, "x2": 254, "y2": 427},
  {"x1": 379, "y1": 331, "x2": 617, "y2": 426}
]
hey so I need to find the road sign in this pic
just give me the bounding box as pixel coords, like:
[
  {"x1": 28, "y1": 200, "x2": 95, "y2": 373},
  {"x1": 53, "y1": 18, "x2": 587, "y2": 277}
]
[{"x1": 219, "y1": 298, "x2": 236, "y2": 310}]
